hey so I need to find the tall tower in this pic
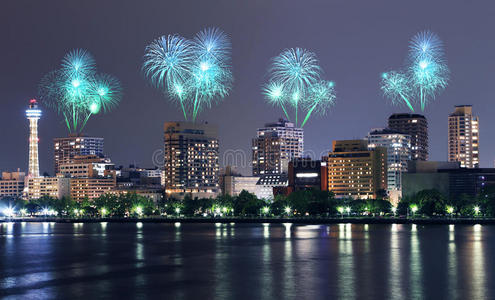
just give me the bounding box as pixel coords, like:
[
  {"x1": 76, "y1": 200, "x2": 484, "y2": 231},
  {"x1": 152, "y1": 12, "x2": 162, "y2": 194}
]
[
  {"x1": 448, "y1": 105, "x2": 479, "y2": 168},
  {"x1": 26, "y1": 99, "x2": 42, "y2": 177}
]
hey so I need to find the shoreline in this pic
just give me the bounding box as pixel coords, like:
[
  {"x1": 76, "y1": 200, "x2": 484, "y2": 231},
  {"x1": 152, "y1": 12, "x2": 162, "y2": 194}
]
[{"x1": 1, "y1": 217, "x2": 493, "y2": 225}]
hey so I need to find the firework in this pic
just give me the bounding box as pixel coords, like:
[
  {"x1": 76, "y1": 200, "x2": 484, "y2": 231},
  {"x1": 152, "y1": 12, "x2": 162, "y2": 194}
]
[
  {"x1": 263, "y1": 48, "x2": 335, "y2": 127},
  {"x1": 143, "y1": 27, "x2": 233, "y2": 122},
  {"x1": 39, "y1": 49, "x2": 122, "y2": 133},
  {"x1": 300, "y1": 80, "x2": 336, "y2": 127},
  {"x1": 381, "y1": 30, "x2": 449, "y2": 112},
  {"x1": 380, "y1": 71, "x2": 414, "y2": 112}
]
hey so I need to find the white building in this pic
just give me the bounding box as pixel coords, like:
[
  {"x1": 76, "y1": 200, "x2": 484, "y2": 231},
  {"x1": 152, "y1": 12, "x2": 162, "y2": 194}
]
[
  {"x1": 252, "y1": 119, "x2": 304, "y2": 175},
  {"x1": 367, "y1": 128, "x2": 411, "y2": 205},
  {"x1": 255, "y1": 174, "x2": 288, "y2": 200},
  {"x1": 223, "y1": 176, "x2": 259, "y2": 196}
]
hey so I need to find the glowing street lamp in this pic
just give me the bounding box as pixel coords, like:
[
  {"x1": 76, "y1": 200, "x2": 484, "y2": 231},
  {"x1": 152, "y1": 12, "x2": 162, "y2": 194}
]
[
  {"x1": 20, "y1": 208, "x2": 27, "y2": 216},
  {"x1": 262, "y1": 206, "x2": 270, "y2": 215},
  {"x1": 284, "y1": 206, "x2": 291, "y2": 216},
  {"x1": 345, "y1": 206, "x2": 351, "y2": 216},
  {"x1": 101, "y1": 208, "x2": 107, "y2": 217},
  {"x1": 410, "y1": 204, "x2": 418, "y2": 216},
  {"x1": 3, "y1": 207, "x2": 14, "y2": 218},
  {"x1": 391, "y1": 207, "x2": 397, "y2": 216},
  {"x1": 446, "y1": 206, "x2": 454, "y2": 216},
  {"x1": 474, "y1": 206, "x2": 480, "y2": 216},
  {"x1": 136, "y1": 206, "x2": 143, "y2": 216},
  {"x1": 337, "y1": 206, "x2": 344, "y2": 218},
  {"x1": 175, "y1": 207, "x2": 180, "y2": 215}
]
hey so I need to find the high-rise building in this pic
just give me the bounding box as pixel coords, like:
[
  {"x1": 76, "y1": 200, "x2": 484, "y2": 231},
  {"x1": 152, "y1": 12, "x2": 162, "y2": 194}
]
[
  {"x1": 163, "y1": 121, "x2": 219, "y2": 197},
  {"x1": 388, "y1": 113, "x2": 428, "y2": 161},
  {"x1": 26, "y1": 99, "x2": 41, "y2": 177},
  {"x1": 252, "y1": 119, "x2": 304, "y2": 175},
  {"x1": 367, "y1": 128, "x2": 411, "y2": 203},
  {"x1": 53, "y1": 135, "x2": 104, "y2": 174},
  {"x1": 448, "y1": 105, "x2": 479, "y2": 168},
  {"x1": 326, "y1": 140, "x2": 387, "y2": 199}
]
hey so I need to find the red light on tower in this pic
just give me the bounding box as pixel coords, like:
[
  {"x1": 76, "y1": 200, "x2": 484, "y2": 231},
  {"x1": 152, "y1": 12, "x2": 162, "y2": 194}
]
[{"x1": 30, "y1": 99, "x2": 37, "y2": 104}]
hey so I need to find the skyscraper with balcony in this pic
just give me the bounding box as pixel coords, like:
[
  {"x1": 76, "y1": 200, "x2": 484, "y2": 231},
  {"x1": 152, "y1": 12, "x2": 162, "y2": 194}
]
[
  {"x1": 26, "y1": 99, "x2": 41, "y2": 177},
  {"x1": 252, "y1": 119, "x2": 304, "y2": 176},
  {"x1": 53, "y1": 136, "x2": 104, "y2": 174},
  {"x1": 448, "y1": 105, "x2": 479, "y2": 168},
  {"x1": 388, "y1": 113, "x2": 428, "y2": 161},
  {"x1": 163, "y1": 121, "x2": 219, "y2": 197}
]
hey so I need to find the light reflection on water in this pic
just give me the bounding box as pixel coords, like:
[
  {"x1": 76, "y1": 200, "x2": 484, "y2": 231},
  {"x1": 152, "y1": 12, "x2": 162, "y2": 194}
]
[{"x1": 0, "y1": 222, "x2": 494, "y2": 299}]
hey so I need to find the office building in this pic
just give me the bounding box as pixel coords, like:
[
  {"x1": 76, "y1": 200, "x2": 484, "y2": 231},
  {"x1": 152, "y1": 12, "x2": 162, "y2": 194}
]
[
  {"x1": 26, "y1": 176, "x2": 70, "y2": 200},
  {"x1": 255, "y1": 173, "x2": 289, "y2": 200},
  {"x1": 252, "y1": 119, "x2": 303, "y2": 175},
  {"x1": 388, "y1": 113, "x2": 428, "y2": 160},
  {"x1": 54, "y1": 135, "x2": 104, "y2": 174},
  {"x1": 367, "y1": 128, "x2": 411, "y2": 204},
  {"x1": 163, "y1": 121, "x2": 219, "y2": 197},
  {"x1": 288, "y1": 158, "x2": 328, "y2": 192},
  {"x1": 403, "y1": 161, "x2": 495, "y2": 199},
  {"x1": 0, "y1": 171, "x2": 25, "y2": 198},
  {"x1": 448, "y1": 105, "x2": 479, "y2": 168},
  {"x1": 327, "y1": 140, "x2": 387, "y2": 199},
  {"x1": 70, "y1": 177, "x2": 116, "y2": 201},
  {"x1": 26, "y1": 99, "x2": 42, "y2": 177}
]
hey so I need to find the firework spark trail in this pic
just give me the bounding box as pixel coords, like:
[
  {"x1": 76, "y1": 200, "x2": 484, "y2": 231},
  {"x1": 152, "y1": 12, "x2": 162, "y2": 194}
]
[
  {"x1": 263, "y1": 48, "x2": 335, "y2": 127},
  {"x1": 300, "y1": 80, "x2": 336, "y2": 127},
  {"x1": 39, "y1": 49, "x2": 122, "y2": 134},
  {"x1": 381, "y1": 30, "x2": 449, "y2": 112},
  {"x1": 143, "y1": 27, "x2": 233, "y2": 122}
]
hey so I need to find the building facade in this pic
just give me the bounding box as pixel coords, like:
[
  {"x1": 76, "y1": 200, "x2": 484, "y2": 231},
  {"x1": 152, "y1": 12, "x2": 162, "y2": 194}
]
[
  {"x1": 388, "y1": 113, "x2": 428, "y2": 161},
  {"x1": 403, "y1": 161, "x2": 494, "y2": 199},
  {"x1": 326, "y1": 140, "x2": 387, "y2": 199},
  {"x1": 163, "y1": 121, "x2": 219, "y2": 197},
  {"x1": 69, "y1": 177, "x2": 116, "y2": 201},
  {"x1": 54, "y1": 135, "x2": 104, "y2": 174},
  {"x1": 26, "y1": 176, "x2": 70, "y2": 200},
  {"x1": 0, "y1": 171, "x2": 25, "y2": 198},
  {"x1": 252, "y1": 119, "x2": 303, "y2": 176},
  {"x1": 367, "y1": 128, "x2": 411, "y2": 200},
  {"x1": 288, "y1": 158, "x2": 328, "y2": 192},
  {"x1": 448, "y1": 105, "x2": 479, "y2": 168}
]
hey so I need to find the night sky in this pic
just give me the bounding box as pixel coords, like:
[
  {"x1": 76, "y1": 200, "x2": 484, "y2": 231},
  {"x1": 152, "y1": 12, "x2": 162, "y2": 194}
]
[{"x1": 1, "y1": 0, "x2": 494, "y2": 175}]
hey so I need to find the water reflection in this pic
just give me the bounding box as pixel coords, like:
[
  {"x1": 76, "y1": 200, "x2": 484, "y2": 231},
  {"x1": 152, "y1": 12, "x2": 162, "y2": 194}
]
[{"x1": 0, "y1": 223, "x2": 494, "y2": 299}]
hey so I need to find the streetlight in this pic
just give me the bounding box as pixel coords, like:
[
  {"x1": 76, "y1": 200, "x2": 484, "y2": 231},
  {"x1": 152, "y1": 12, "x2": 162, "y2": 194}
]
[
  {"x1": 345, "y1": 206, "x2": 351, "y2": 216},
  {"x1": 262, "y1": 206, "x2": 269, "y2": 216},
  {"x1": 136, "y1": 206, "x2": 143, "y2": 216},
  {"x1": 446, "y1": 206, "x2": 454, "y2": 217},
  {"x1": 474, "y1": 206, "x2": 480, "y2": 216},
  {"x1": 101, "y1": 208, "x2": 107, "y2": 217},
  {"x1": 284, "y1": 206, "x2": 291, "y2": 216},
  {"x1": 337, "y1": 206, "x2": 344, "y2": 218},
  {"x1": 175, "y1": 207, "x2": 180, "y2": 216},
  {"x1": 3, "y1": 207, "x2": 14, "y2": 218},
  {"x1": 20, "y1": 208, "x2": 27, "y2": 216},
  {"x1": 410, "y1": 204, "x2": 418, "y2": 217}
]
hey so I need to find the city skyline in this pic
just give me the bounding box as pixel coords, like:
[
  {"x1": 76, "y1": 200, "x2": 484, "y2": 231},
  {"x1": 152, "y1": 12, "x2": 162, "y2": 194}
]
[{"x1": 2, "y1": 0, "x2": 495, "y2": 175}]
